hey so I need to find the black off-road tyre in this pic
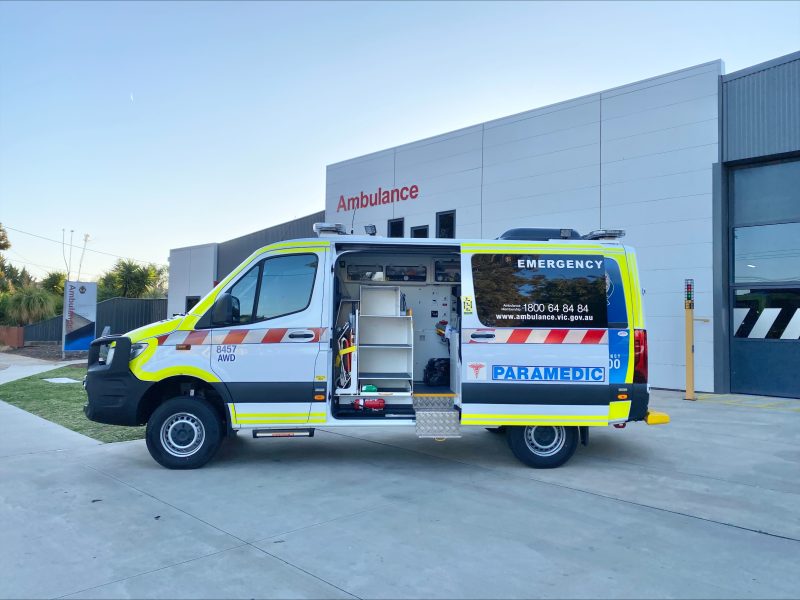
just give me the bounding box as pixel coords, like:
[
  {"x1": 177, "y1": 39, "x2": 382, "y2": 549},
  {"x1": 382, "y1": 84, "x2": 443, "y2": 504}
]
[
  {"x1": 146, "y1": 396, "x2": 223, "y2": 469},
  {"x1": 506, "y1": 425, "x2": 579, "y2": 468}
]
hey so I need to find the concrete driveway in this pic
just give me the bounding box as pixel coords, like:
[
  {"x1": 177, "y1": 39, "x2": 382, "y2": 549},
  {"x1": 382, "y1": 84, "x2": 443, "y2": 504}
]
[
  {"x1": 1, "y1": 390, "x2": 799, "y2": 599},
  {"x1": 0, "y1": 352, "x2": 83, "y2": 385}
]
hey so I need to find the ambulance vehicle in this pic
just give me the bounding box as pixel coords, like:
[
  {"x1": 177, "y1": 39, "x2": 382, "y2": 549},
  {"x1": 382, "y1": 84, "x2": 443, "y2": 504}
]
[{"x1": 84, "y1": 224, "x2": 669, "y2": 470}]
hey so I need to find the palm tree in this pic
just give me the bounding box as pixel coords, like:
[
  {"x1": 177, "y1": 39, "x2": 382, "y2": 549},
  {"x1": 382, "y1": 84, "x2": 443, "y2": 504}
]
[
  {"x1": 6, "y1": 286, "x2": 56, "y2": 325},
  {"x1": 140, "y1": 284, "x2": 167, "y2": 299},
  {"x1": 112, "y1": 260, "x2": 149, "y2": 298},
  {"x1": 40, "y1": 271, "x2": 66, "y2": 297}
]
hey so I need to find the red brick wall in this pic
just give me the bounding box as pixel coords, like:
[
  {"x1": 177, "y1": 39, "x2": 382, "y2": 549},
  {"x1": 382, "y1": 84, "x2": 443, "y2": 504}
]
[{"x1": 0, "y1": 326, "x2": 24, "y2": 348}]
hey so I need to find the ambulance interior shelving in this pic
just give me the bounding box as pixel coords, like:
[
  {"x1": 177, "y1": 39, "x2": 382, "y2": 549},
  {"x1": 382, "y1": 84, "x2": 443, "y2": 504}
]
[{"x1": 332, "y1": 250, "x2": 461, "y2": 419}]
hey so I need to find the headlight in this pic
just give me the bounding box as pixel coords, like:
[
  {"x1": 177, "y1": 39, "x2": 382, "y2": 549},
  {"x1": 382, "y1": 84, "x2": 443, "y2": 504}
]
[{"x1": 130, "y1": 343, "x2": 147, "y2": 360}]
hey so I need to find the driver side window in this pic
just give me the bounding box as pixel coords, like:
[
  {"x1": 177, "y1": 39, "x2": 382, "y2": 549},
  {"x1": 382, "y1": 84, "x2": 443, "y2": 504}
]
[
  {"x1": 228, "y1": 264, "x2": 259, "y2": 325},
  {"x1": 255, "y1": 254, "x2": 318, "y2": 320}
]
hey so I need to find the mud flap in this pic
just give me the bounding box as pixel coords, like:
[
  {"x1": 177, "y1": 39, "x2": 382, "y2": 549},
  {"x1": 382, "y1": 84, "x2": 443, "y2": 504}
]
[{"x1": 579, "y1": 426, "x2": 589, "y2": 446}]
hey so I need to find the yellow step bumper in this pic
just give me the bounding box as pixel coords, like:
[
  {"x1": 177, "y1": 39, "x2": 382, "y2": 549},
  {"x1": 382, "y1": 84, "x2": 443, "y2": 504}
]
[{"x1": 645, "y1": 410, "x2": 670, "y2": 425}]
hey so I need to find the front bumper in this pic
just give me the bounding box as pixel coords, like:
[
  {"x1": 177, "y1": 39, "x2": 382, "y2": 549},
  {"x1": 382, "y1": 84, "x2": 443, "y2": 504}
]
[{"x1": 84, "y1": 336, "x2": 152, "y2": 426}]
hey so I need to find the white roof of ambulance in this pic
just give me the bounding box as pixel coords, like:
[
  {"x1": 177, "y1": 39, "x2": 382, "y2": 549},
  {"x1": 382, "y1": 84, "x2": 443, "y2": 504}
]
[{"x1": 282, "y1": 236, "x2": 626, "y2": 249}]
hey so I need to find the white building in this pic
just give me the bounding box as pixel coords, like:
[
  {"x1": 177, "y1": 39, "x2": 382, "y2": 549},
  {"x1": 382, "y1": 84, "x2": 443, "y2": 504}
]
[{"x1": 325, "y1": 60, "x2": 721, "y2": 392}]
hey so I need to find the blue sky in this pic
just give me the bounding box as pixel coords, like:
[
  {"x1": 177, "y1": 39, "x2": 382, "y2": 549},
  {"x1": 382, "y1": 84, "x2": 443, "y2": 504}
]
[{"x1": 1, "y1": 1, "x2": 798, "y2": 280}]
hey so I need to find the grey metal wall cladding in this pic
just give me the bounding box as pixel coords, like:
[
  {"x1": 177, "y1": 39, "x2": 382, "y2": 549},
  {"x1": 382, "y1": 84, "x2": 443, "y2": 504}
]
[
  {"x1": 24, "y1": 298, "x2": 167, "y2": 342},
  {"x1": 722, "y1": 52, "x2": 800, "y2": 162},
  {"x1": 216, "y1": 211, "x2": 325, "y2": 280}
]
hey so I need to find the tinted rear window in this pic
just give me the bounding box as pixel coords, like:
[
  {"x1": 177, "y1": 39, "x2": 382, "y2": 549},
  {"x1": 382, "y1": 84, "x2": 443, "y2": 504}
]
[
  {"x1": 471, "y1": 254, "x2": 608, "y2": 328},
  {"x1": 605, "y1": 258, "x2": 628, "y2": 329}
]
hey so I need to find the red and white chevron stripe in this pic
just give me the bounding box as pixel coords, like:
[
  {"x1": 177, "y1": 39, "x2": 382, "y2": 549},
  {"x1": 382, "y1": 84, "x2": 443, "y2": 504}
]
[
  {"x1": 463, "y1": 328, "x2": 608, "y2": 344},
  {"x1": 157, "y1": 327, "x2": 327, "y2": 346}
]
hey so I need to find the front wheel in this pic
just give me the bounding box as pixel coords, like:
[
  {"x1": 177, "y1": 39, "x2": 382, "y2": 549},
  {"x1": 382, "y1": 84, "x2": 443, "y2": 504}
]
[
  {"x1": 507, "y1": 425, "x2": 578, "y2": 468},
  {"x1": 146, "y1": 397, "x2": 223, "y2": 469}
]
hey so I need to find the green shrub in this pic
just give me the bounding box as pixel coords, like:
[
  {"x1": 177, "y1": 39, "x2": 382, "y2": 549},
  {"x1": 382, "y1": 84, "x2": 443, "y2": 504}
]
[
  {"x1": 6, "y1": 286, "x2": 57, "y2": 325},
  {"x1": 0, "y1": 292, "x2": 11, "y2": 325}
]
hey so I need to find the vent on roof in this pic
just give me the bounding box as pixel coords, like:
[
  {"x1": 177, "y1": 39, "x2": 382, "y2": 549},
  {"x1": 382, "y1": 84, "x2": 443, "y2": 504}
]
[{"x1": 497, "y1": 228, "x2": 582, "y2": 241}]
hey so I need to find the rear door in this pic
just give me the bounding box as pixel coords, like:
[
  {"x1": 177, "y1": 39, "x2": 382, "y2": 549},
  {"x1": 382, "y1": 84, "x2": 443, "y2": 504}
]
[
  {"x1": 605, "y1": 252, "x2": 634, "y2": 386},
  {"x1": 459, "y1": 243, "x2": 613, "y2": 427}
]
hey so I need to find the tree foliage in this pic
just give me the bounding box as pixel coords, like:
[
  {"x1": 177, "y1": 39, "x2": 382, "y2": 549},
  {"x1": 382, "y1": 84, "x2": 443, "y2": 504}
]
[
  {"x1": 0, "y1": 227, "x2": 34, "y2": 293},
  {"x1": 0, "y1": 260, "x2": 10, "y2": 294},
  {"x1": 0, "y1": 226, "x2": 57, "y2": 327},
  {"x1": 0, "y1": 225, "x2": 168, "y2": 326},
  {"x1": 39, "y1": 271, "x2": 66, "y2": 314},
  {"x1": 0, "y1": 293, "x2": 11, "y2": 326},
  {"x1": 0, "y1": 259, "x2": 33, "y2": 292},
  {"x1": 0, "y1": 223, "x2": 10, "y2": 251},
  {"x1": 97, "y1": 260, "x2": 167, "y2": 301},
  {"x1": 5, "y1": 286, "x2": 57, "y2": 325},
  {"x1": 40, "y1": 271, "x2": 66, "y2": 297}
]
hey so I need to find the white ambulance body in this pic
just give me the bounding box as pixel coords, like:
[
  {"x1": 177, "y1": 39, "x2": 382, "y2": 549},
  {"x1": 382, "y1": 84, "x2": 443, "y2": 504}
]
[{"x1": 85, "y1": 225, "x2": 669, "y2": 469}]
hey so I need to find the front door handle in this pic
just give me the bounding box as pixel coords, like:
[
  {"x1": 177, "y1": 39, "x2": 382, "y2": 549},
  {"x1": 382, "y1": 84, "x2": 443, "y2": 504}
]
[
  {"x1": 289, "y1": 332, "x2": 314, "y2": 339},
  {"x1": 471, "y1": 333, "x2": 495, "y2": 339}
]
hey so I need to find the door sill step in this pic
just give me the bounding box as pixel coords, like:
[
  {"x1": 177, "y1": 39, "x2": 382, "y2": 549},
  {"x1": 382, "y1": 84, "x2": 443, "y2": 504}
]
[{"x1": 253, "y1": 428, "x2": 315, "y2": 438}]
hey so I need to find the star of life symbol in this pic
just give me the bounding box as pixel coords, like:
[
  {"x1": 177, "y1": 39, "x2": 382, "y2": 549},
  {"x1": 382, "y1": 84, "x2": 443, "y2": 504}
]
[{"x1": 468, "y1": 362, "x2": 485, "y2": 379}]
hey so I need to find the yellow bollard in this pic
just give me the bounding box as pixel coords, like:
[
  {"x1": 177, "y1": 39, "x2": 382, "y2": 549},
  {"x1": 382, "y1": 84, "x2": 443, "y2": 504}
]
[{"x1": 684, "y1": 279, "x2": 696, "y2": 401}]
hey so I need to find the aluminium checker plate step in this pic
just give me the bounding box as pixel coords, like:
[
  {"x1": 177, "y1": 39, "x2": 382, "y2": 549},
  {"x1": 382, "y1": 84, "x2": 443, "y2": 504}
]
[
  {"x1": 413, "y1": 394, "x2": 461, "y2": 438},
  {"x1": 414, "y1": 408, "x2": 461, "y2": 438},
  {"x1": 412, "y1": 395, "x2": 456, "y2": 410}
]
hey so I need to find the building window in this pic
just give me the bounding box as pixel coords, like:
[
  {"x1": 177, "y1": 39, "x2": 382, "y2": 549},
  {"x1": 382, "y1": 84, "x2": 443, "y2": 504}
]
[
  {"x1": 734, "y1": 222, "x2": 800, "y2": 284},
  {"x1": 733, "y1": 289, "x2": 800, "y2": 339},
  {"x1": 388, "y1": 218, "x2": 404, "y2": 238},
  {"x1": 732, "y1": 159, "x2": 800, "y2": 226},
  {"x1": 436, "y1": 211, "x2": 455, "y2": 238},
  {"x1": 185, "y1": 296, "x2": 200, "y2": 312},
  {"x1": 410, "y1": 225, "x2": 428, "y2": 238},
  {"x1": 729, "y1": 157, "x2": 800, "y2": 345},
  {"x1": 728, "y1": 158, "x2": 800, "y2": 397}
]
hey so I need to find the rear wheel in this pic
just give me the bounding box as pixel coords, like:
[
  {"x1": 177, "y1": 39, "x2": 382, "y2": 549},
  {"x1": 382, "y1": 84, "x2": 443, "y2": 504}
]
[
  {"x1": 507, "y1": 425, "x2": 578, "y2": 468},
  {"x1": 146, "y1": 397, "x2": 223, "y2": 469}
]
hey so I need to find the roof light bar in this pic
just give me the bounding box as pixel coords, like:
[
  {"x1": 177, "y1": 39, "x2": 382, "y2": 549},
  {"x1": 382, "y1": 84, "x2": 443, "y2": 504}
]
[
  {"x1": 312, "y1": 223, "x2": 348, "y2": 237},
  {"x1": 583, "y1": 229, "x2": 625, "y2": 240}
]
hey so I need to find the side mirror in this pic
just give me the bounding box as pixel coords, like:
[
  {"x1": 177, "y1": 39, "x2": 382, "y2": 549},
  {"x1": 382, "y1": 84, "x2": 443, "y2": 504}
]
[{"x1": 211, "y1": 293, "x2": 239, "y2": 325}]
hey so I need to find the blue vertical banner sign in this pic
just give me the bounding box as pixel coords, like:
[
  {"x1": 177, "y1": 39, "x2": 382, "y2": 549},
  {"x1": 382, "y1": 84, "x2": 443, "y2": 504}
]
[{"x1": 63, "y1": 281, "x2": 97, "y2": 351}]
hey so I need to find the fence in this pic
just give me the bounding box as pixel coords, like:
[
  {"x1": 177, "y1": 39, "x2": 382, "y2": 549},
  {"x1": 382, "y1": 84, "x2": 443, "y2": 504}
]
[{"x1": 23, "y1": 298, "x2": 168, "y2": 343}]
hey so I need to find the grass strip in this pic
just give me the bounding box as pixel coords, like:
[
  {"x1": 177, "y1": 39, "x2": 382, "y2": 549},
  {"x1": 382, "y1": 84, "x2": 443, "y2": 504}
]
[{"x1": 0, "y1": 365, "x2": 145, "y2": 443}]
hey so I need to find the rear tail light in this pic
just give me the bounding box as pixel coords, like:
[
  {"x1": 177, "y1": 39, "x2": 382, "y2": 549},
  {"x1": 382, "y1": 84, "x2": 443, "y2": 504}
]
[{"x1": 633, "y1": 329, "x2": 648, "y2": 383}]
